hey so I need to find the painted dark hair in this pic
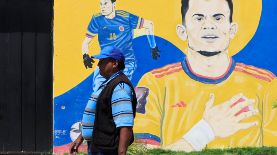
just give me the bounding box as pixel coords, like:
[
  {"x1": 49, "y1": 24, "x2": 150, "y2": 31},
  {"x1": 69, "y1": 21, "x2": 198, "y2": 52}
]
[
  {"x1": 181, "y1": 0, "x2": 233, "y2": 23},
  {"x1": 111, "y1": 0, "x2": 116, "y2": 3}
]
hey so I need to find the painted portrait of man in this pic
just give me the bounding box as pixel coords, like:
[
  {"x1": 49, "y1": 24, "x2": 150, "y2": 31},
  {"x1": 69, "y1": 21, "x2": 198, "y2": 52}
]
[
  {"x1": 54, "y1": 0, "x2": 277, "y2": 153},
  {"x1": 134, "y1": 0, "x2": 277, "y2": 152}
]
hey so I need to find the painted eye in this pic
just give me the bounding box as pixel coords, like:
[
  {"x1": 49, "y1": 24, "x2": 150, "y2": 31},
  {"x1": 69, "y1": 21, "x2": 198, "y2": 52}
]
[
  {"x1": 214, "y1": 15, "x2": 224, "y2": 22},
  {"x1": 196, "y1": 17, "x2": 203, "y2": 21},
  {"x1": 215, "y1": 17, "x2": 222, "y2": 21}
]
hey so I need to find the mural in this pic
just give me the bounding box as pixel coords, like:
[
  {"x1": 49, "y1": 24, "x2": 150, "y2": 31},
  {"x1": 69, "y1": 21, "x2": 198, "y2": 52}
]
[{"x1": 54, "y1": 0, "x2": 277, "y2": 154}]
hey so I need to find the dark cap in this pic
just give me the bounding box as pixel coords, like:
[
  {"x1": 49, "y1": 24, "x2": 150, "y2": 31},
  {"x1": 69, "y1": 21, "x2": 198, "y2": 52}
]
[{"x1": 92, "y1": 46, "x2": 125, "y2": 62}]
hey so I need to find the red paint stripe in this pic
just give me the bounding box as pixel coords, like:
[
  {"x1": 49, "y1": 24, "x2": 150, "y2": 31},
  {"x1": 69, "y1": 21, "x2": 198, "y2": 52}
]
[
  {"x1": 154, "y1": 68, "x2": 183, "y2": 78},
  {"x1": 139, "y1": 18, "x2": 144, "y2": 29},
  {"x1": 186, "y1": 57, "x2": 233, "y2": 80},
  {"x1": 236, "y1": 63, "x2": 275, "y2": 79},
  {"x1": 180, "y1": 101, "x2": 186, "y2": 107},
  {"x1": 234, "y1": 68, "x2": 272, "y2": 82},
  {"x1": 237, "y1": 63, "x2": 275, "y2": 78},
  {"x1": 172, "y1": 101, "x2": 187, "y2": 108},
  {"x1": 136, "y1": 139, "x2": 160, "y2": 146},
  {"x1": 151, "y1": 63, "x2": 181, "y2": 74},
  {"x1": 230, "y1": 98, "x2": 250, "y2": 116},
  {"x1": 230, "y1": 98, "x2": 245, "y2": 108}
]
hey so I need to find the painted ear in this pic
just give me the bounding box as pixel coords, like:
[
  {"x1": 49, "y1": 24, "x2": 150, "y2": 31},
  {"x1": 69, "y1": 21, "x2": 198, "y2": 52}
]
[
  {"x1": 176, "y1": 24, "x2": 187, "y2": 41},
  {"x1": 230, "y1": 23, "x2": 238, "y2": 39},
  {"x1": 113, "y1": 2, "x2": 116, "y2": 8}
]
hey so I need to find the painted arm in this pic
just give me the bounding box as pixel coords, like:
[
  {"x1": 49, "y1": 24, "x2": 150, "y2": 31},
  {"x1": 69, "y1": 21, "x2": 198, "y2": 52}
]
[
  {"x1": 81, "y1": 36, "x2": 95, "y2": 69},
  {"x1": 164, "y1": 139, "x2": 194, "y2": 152},
  {"x1": 82, "y1": 36, "x2": 94, "y2": 55},
  {"x1": 263, "y1": 79, "x2": 277, "y2": 145},
  {"x1": 141, "y1": 19, "x2": 160, "y2": 60},
  {"x1": 142, "y1": 20, "x2": 154, "y2": 35}
]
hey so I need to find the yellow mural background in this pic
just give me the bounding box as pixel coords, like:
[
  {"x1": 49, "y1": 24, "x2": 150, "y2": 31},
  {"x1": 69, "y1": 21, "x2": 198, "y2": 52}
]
[{"x1": 54, "y1": 0, "x2": 262, "y2": 96}]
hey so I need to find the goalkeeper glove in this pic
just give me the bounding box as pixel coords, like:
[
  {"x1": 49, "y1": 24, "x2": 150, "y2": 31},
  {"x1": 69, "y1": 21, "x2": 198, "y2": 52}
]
[
  {"x1": 151, "y1": 46, "x2": 160, "y2": 60},
  {"x1": 83, "y1": 54, "x2": 94, "y2": 69}
]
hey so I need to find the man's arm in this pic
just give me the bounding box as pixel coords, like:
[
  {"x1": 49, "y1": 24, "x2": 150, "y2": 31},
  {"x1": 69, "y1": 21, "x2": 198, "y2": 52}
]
[
  {"x1": 164, "y1": 93, "x2": 258, "y2": 152},
  {"x1": 118, "y1": 127, "x2": 133, "y2": 155},
  {"x1": 111, "y1": 83, "x2": 135, "y2": 154},
  {"x1": 69, "y1": 134, "x2": 84, "y2": 154}
]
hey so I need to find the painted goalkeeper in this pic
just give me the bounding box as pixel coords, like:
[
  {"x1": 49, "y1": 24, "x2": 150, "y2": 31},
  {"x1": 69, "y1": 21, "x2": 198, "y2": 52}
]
[{"x1": 82, "y1": 0, "x2": 160, "y2": 92}]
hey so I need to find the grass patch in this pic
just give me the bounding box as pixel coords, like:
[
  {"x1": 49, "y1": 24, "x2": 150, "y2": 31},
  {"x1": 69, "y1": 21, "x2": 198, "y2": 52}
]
[
  {"x1": 65, "y1": 144, "x2": 277, "y2": 155},
  {"x1": 127, "y1": 143, "x2": 277, "y2": 155}
]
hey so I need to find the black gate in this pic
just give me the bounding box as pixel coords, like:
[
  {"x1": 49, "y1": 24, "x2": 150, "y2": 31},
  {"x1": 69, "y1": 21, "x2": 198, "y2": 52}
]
[{"x1": 0, "y1": 0, "x2": 53, "y2": 154}]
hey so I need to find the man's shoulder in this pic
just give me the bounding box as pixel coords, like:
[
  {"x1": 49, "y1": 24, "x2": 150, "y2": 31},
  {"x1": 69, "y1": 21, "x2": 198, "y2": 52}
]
[
  {"x1": 149, "y1": 62, "x2": 183, "y2": 79},
  {"x1": 114, "y1": 82, "x2": 131, "y2": 91},
  {"x1": 112, "y1": 82, "x2": 133, "y2": 101},
  {"x1": 234, "y1": 62, "x2": 276, "y2": 82},
  {"x1": 92, "y1": 13, "x2": 103, "y2": 19},
  {"x1": 112, "y1": 76, "x2": 133, "y2": 95}
]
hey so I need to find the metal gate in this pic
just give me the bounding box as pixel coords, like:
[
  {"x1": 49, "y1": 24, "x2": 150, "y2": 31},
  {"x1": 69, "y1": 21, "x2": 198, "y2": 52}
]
[{"x1": 0, "y1": 0, "x2": 53, "y2": 154}]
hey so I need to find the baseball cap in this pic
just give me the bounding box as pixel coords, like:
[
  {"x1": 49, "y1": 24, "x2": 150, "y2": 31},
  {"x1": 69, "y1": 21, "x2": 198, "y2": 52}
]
[{"x1": 92, "y1": 46, "x2": 125, "y2": 62}]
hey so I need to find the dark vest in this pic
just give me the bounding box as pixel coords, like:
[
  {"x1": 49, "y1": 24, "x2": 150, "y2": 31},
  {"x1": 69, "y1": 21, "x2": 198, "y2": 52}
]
[{"x1": 91, "y1": 73, "x2": 137, "y2": 152}]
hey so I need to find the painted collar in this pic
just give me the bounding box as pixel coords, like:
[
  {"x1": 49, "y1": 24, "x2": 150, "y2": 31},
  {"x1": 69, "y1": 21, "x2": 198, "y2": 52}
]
[{"x1": 181, "y1": 57, "x2": 236, "y2": 84}]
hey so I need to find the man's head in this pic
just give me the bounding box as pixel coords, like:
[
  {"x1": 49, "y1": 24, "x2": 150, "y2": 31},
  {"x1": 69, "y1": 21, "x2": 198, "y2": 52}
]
[
  {"x1": 177, "y1": 0, "x2": 238, "y2": 56},
  {"x1": 100, "y1": 0, "x2": 116, "y2": 16},
  {"x1": 93, "y1": 46, "x2": 125, "y2": 78}
]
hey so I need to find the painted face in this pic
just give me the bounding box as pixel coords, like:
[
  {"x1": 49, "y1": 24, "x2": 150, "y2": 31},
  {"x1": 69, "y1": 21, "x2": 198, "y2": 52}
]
[
  {"x1": 98, "y1": 58, "x2": 116, "y2": 78},
  {"x1": 100, "y1": 0, "x2": 115, "y2": 16},
  {"x1": 184, "y1": 0, "x2": 237, "y2": 53}
]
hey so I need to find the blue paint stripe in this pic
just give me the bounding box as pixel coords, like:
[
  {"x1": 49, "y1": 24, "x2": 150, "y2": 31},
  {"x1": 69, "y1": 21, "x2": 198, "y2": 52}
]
[{"x1": 134, "y1": 133, "x2": 161, "y2": 142}]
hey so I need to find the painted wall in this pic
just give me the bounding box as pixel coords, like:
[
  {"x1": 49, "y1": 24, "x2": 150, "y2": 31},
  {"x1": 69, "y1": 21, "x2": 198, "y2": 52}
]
[{"x1": 54, "y1": 0, "x2": 277, "y2": 153}]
